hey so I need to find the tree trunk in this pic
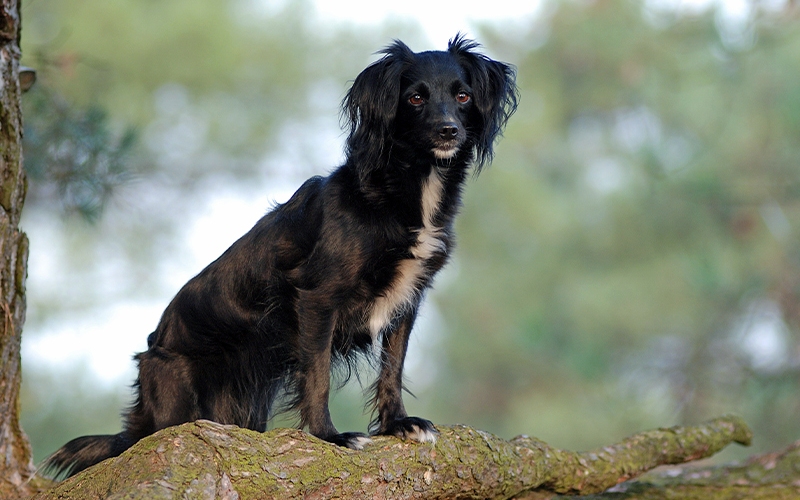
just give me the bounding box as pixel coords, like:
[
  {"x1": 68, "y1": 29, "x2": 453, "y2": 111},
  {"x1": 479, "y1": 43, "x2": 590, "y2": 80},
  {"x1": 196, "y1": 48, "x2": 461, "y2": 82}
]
[
  {"x1": 0, "y1": 0, "x2": 36, "y2": 497},
  {"x1": 32, "y1": 416, "x2": 755, "y2": 499}
]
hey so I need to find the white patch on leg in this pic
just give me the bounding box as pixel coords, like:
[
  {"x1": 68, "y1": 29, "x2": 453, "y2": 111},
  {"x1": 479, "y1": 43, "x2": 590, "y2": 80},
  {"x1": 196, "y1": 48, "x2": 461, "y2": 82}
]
[
  {"x1": 349, "y1": 435, "x2": 373, "y2": 450},
  {"x1": 406, "y1": 424, "x2": 438, "y2": 444},
  {"x1": 367, "y1": 169, "x2": 446, "y2": 338}
]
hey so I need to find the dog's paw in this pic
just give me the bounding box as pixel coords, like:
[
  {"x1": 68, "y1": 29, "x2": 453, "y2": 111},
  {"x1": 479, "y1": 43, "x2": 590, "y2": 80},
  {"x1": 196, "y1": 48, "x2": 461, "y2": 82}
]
[
  {"x1": 376, "y1": 416, "x2": 438, "y2": 444},
  {"x1": 323, "y1": 431, "x2": 372, "y2": 450}
]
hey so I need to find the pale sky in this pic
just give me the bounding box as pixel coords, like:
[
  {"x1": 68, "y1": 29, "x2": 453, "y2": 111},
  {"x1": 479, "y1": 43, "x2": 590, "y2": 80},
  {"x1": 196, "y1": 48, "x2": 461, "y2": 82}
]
[{"x1": 309, "y1": 0, "x2": 543, "y2": 46}]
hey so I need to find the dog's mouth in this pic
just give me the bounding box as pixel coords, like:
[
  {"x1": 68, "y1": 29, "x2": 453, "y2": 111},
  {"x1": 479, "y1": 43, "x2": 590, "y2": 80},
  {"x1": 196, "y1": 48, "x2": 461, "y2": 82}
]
[{"x1": 432, "y1": 145, "x2": 459, "y2": 160}]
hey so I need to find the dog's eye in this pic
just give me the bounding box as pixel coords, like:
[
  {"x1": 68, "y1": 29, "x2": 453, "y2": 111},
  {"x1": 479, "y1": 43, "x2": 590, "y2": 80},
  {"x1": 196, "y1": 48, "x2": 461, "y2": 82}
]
[
  {"x1": 456, "y1": 92, "x2": 471, "y2": 104},
  {"x1": 409, "y1": 94, "x2": 425, "y2": 106}
]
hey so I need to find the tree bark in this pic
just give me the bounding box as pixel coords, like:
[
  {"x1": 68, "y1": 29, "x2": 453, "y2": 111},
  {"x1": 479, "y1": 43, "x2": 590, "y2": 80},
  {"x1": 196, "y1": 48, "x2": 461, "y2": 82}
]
[
  {"x1": 0, "y1": 0, "x2": 36, "y2": 497},
  {"x1": 522, "y1": 439, "x2": 800, "y2": 499},
  {"x1": 32, "y1": 415, "x2": 753, "y2": 500}
]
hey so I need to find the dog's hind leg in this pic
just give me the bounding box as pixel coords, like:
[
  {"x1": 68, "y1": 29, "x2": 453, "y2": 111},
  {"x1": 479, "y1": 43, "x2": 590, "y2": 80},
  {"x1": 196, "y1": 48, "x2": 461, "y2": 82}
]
[{"x1": 125, "y1": 347, "x2": 200, "y2": 439}]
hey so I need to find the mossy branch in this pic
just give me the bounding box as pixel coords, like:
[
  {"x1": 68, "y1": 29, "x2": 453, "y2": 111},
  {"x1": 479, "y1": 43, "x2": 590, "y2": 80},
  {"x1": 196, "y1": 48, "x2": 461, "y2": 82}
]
[{"x1": 33, "y1": 415, "x2": 751, "y2": 500}]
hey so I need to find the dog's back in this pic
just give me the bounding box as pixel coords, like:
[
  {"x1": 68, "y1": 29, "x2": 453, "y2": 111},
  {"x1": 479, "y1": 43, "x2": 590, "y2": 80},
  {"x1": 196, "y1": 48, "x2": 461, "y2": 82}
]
[{"x1": 43, "y1": 34, "x2": 517, "y2": 479}]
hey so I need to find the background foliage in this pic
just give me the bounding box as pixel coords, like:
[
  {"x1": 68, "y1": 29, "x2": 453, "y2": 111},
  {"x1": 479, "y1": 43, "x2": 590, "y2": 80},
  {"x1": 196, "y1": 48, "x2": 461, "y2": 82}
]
[{"x1": 19, "y1": 0, "x2": 800, "y2": 466}]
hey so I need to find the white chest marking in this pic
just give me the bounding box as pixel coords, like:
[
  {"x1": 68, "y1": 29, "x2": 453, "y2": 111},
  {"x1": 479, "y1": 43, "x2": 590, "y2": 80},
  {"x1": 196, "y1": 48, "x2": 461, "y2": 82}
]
[{"x1": 368, "y1": 169, "x2": 446, "y2": 338}]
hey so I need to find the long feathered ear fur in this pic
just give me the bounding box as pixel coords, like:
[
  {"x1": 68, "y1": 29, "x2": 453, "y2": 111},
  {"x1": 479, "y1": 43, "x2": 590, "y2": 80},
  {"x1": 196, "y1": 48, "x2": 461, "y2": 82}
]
[
  {"x1": 342, "y1": 40, "x2": 415, "y2": 181},
  {"x1": 342, "y1": 35, "x2": 518, "y2": 179},
  {"x1": 448, "y1": 33, "x2": 519, "y2": 174}
]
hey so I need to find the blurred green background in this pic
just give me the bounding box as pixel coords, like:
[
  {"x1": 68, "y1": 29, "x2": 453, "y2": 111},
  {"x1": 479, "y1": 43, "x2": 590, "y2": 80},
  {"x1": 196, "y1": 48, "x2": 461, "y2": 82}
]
[{"x1": 18, "y1": 0, "x2": 800, "y2": 467}]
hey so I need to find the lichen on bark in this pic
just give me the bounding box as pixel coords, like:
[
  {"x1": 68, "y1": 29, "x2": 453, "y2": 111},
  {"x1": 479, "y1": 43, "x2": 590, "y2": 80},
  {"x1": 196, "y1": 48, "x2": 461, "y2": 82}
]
[{"x1": 33, "y1": 415, "x2": 755, "y2": 500}]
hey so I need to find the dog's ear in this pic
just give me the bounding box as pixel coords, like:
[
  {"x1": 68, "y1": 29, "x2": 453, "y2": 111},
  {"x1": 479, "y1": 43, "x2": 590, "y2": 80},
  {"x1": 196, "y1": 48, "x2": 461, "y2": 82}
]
[
  {"x1": 342, "y1": 40, "x2": 414, "y2": 182},
  {"x1": 448, "y1": 34, "x2": 519, "y2": 173}
]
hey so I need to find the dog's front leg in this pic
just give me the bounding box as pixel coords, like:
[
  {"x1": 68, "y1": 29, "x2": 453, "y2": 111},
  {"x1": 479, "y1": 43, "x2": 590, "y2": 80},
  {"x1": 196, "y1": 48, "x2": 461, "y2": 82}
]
[
  {"x1": 295, "y1": 304, "x2": 371, "y2": 450},
  {"x1": 371, "y1": 309, "x2": 438, "y2": 443}
]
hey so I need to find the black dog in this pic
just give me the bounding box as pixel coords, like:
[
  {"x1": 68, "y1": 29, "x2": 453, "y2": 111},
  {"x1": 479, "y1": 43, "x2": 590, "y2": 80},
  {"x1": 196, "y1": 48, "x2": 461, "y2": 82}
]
[{"x1": 44, "y1": 34, "x2": 517, "y2": 478}]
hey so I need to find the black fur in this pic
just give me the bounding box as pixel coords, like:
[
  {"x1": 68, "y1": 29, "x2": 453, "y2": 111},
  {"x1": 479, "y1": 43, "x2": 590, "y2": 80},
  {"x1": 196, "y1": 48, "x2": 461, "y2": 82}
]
[{"x1": 43, "y1": 34, "x2": 517, "y2": 479}]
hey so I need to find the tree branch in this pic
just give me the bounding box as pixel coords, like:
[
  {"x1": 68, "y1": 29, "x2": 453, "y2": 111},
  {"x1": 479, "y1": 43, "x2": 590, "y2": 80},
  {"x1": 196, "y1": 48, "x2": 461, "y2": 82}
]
[
  {"x1": 33, "y1": 415, "x2": 751, "y2": 499},
  {"x1": 526, "y1": 439, "x2": 800, "y2": 500}
]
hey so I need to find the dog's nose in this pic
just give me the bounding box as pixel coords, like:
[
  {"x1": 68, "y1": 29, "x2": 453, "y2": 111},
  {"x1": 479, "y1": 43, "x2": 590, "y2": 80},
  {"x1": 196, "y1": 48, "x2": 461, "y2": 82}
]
[{"x1": 438, "y1": 123, "x2": 459, "y2": 140}]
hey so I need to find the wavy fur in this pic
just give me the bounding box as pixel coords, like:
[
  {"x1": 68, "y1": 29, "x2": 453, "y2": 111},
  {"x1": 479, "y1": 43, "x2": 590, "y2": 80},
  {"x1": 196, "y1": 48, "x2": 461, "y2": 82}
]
[{"x1": 43, "y1": 34, "x2": 517, "y2": 479}]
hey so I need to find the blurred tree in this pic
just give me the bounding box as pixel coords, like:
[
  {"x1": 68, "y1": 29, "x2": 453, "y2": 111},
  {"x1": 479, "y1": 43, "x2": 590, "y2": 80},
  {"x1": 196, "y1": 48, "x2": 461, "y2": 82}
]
[
  {"x1": 429, "y1": 0, "x2": 800, "y2": 456},
  {"x1": 23, "y1": 85, "x2": 137, "y2": 220}
]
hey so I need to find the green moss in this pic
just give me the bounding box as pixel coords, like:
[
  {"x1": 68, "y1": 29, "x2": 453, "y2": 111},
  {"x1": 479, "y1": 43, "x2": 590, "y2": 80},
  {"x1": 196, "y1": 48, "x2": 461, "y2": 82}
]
[{"x1": 33, "y1": 416, "x2": 770, "y2": 500}]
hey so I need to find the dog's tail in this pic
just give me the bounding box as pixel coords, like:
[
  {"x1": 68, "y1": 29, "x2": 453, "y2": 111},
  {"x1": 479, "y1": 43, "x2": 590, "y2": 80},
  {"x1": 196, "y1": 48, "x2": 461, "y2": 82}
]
[{"x1": 41, "y1": 432, "x2": 134, "y2": 479}]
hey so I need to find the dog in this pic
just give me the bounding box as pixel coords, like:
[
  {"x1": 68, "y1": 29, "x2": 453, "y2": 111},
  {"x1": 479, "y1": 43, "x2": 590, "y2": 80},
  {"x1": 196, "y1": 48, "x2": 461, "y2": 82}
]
[{"x1": 44, "y1": 34, "x2": 518, "y2": 478}]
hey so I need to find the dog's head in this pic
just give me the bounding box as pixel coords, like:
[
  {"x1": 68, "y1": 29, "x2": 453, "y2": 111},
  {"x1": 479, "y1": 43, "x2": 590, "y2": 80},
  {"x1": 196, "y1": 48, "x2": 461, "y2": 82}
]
[{"x1": 343, "y1": 34, "x2": 518, "y2": 179}]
